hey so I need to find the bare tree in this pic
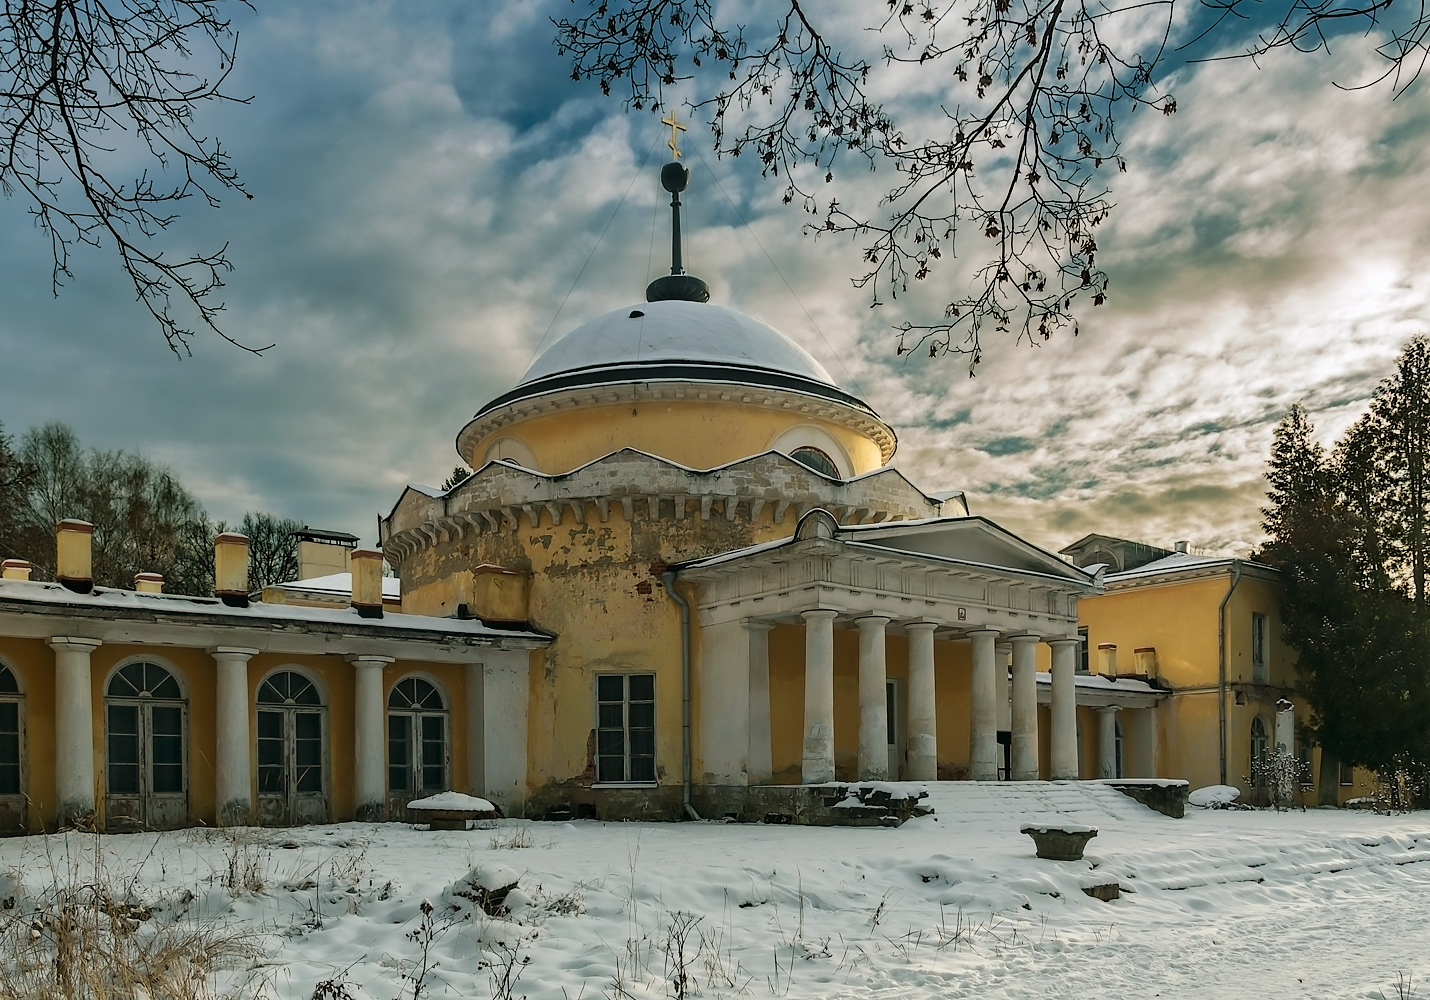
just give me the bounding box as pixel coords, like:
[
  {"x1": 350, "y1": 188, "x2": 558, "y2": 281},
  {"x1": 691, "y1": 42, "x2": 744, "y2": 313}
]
[
  {"x1": 555, "y1": 0, "x2": 1423, "y2": 371},
  {"x1": 0, "y1": 1, "x2": 265, "y2": 356}
]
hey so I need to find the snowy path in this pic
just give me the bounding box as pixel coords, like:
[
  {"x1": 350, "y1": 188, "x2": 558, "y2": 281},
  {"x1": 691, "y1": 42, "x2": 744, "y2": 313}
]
[{"x1": 1, "y1": 787, "x2": 1427, "y2": 999}]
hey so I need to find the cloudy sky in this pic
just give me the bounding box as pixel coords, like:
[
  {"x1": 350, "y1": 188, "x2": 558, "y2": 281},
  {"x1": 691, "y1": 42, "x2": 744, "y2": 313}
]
[{"x1": 1, "y1": 0, "x2": 1425, "y2": 557}]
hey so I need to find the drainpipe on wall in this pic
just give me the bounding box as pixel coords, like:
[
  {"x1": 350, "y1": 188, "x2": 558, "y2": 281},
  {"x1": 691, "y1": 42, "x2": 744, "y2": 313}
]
[
  {"x1": 661, "y1": 568, "x2": 702, "y2": 821},
  {"x1": 1217, "y1": 559, "x2": 1243, "y2": 786}
]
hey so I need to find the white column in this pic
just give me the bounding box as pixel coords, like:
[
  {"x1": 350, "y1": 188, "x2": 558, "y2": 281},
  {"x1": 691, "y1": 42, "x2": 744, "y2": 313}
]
[
  {"x1": 699, "y1": 619, "x2": 751, "y2": 785},
  {"x1": 801, "y1": 610, "x2": 838, "y2": 784},
  {"x1": 746, "y1": 621, "x2": 775, "y2": 785},
  {"x1": 1098, "y1": 707, "x2": 1119, "y2": 779},
  {"x1": 50, "y1": 637, "x2": 101, "y2": 824},
  {"x1": 1048, "y1": 638, "x2": 1080, "y2": 780},
  {"x1": 1009, "y1": 634, "x2": 1040, "y2": 781},
  {"x1": 905, "y1": 622, "x2": 938, "y2": 781},
  {"x1": 482, "y1": 650, "x2": 531, "y2": 815},
  {"x1": 348, "y1": 655, "x2": 392, "y2": 821},
  {"x1": 967, "y1": 629, "x2": 999, "y2": 781},
  {"x1": 211, "y1": 646, "x2": 257, "y2": 825},
  {"x1": 856, "y1": 616, "x2": 890, "y2": 781},
  {"x1": 1275, "y1": 698, "x2": 1295, "y2": 754}
]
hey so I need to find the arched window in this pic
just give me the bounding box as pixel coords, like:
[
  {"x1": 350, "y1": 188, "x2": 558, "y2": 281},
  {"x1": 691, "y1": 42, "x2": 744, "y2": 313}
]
[
  {"x1": 257, "y1": 671, "x2": 328, "y2": 826},
  {"x1": 0, "y1": 665, "x2": 21, "y2": 798},
  {"x1": 0, "y1": 664, "x2": 21, "y2": 834},
  {"x1": 1251, "y1": 716, "x2": 1269, "y2": 787},
  {"x1": 105, "y1": 660, "x2": 186, "y2": 830},
  {"x1": 790, "y1": 446, "x2": 841, "y2": 479},
  {"x1": 388, "y1": 677, "x2": 449, "y2": 809}
]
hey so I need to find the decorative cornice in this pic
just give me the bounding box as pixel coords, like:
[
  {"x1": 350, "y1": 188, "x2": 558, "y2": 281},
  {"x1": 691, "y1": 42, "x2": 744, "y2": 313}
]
[{"x1": 379, "y1": 449, "x2": 940, "y2": 569}]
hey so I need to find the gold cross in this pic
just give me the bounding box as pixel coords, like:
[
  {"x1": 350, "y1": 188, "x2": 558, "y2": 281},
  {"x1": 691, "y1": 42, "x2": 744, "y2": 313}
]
[{"x1": 662, "y1": 109, "x2": 687, "y2": 158}]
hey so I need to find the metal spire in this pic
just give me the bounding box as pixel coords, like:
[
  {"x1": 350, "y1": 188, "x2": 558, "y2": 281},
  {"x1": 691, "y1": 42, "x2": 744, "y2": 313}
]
[{"x1": 646, "y1": 110, "x2": 710, "y2": 303}]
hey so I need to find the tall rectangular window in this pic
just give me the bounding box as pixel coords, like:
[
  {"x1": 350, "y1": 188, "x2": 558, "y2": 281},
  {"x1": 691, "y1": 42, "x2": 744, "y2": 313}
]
[
  {"x1": 1077, "y1": 627, "x2": 1090, "y2": 674},
  {"x1": 596, "y1": 674, "x2": 656, "y2": 783},
  {"x1": 0, "y1": 702, "x2": 19, "y2": 796},
  {"x1": 1252, "y1": 613, "x2": 1268, "y2": 683}
]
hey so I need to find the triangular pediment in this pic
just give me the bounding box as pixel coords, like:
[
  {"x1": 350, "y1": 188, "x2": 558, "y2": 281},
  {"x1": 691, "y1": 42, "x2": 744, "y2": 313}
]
[{"x1": 842, "y1": 517, "x2": 1093, "y2": 581}]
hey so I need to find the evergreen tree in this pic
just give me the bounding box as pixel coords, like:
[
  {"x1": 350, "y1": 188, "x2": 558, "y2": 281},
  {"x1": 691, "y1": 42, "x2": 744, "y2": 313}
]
[{"x1": 1265, "y1": 345, "x2": 1430, "y2": 781}]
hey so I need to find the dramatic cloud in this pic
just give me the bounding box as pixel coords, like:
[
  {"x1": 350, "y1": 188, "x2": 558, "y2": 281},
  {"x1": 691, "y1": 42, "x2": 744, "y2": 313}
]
[{"x1": 0, "y1": 0, "x2": 1425, "y2": 560}]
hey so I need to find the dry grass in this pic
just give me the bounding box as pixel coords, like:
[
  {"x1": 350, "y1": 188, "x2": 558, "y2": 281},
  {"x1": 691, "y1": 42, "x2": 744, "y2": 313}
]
[{"x1": 0, "y1": 846, "x2": 265, "y2": 1000}]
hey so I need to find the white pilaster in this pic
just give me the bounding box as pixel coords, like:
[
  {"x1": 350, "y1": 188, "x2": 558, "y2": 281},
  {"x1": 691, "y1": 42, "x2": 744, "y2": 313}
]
[
  {"x1": 482, "y1": 650, "x2": 531, "y2": 815},
  {"x1": 967, "y1": 629, "x2": 999, "y2": 781},
  {"x1": 699, "y1": 618, "x2": 751, "y2": 785},
  {"x1": 746, "y1": 621, "x2": 775, "y2": 785},
  {"x1": 856, "y1": 616, "x2": 890, "y2": 781},
  {"x1": 348, "y1": 655, "x2": 392, "y2": 821},
  {"x1": 801, "y1": 610, "x2": 838, "y2": 784},
  {"x1": 50, "y1": 637, "x2": 101, "y2": 824},
  {"x1": 1098, "y1": 706, "x2": 1119, "y2": 779},
  {"x1": 210, "y1": 646, "x2": 257, "y2": 825},
  {"x1": 1009, "y1": 634, "x2": 1040, "y2": 781},
  {"x1": 1048, "y1": 638, "x2": 1080, "y2": 780},
  {"x1": 466, "y1": 662, "x2": 485, "y2": 797},
  {"x1": 1137, "y1": 705, "x2": 1159, "y2": 777},
  {"x1": 905, "y1": 622, "x2": 938, "y2": 781}
]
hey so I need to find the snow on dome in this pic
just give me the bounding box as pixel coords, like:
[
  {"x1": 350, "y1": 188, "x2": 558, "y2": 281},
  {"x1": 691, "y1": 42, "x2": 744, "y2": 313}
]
[{"x1": 519, "y1": 299, "x2": 838, "y2": 387}]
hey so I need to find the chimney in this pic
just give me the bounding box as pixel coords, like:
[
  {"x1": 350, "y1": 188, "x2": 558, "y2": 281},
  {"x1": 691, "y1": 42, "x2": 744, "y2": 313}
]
[
  {"x1": 350, "y1": 548, "x2": 384, "y2": 618},
  {"x1": 1174, "y1": 540, "x2": 1189, "y2": 554},
  {"x1": 55, "y1": 519, "x2": 94, "y2": 593},
  {"x1": 134, "y1": 572, "x2": 164, "y2": 594},
  {"x1": 1, "y1": 559, "x2": 31, "y2": 581},
  {"x1": 1134, "y1": 646, "x2": 1158, "y2": 678},
  {"x1": 214, "y1": 533, "x2": 250, "y2": 608},
  {"x1": 1097, "y1": 642, "x2": 1117, "y2": 675}
]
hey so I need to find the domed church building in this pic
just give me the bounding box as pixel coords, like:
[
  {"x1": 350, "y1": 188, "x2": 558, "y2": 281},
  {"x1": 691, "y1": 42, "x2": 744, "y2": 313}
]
[
  {"x1": 0, "y1": 146, "x2": 1147, "y2": 836},
  {"x1": 378, "y1": 153, "x2": 1114, "y2": 821}
]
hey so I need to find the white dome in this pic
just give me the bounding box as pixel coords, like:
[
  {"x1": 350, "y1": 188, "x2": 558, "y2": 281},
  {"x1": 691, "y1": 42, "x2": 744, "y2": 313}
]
[{"x1": 519, "y1": 300, "x2": 838, "y2": 387}]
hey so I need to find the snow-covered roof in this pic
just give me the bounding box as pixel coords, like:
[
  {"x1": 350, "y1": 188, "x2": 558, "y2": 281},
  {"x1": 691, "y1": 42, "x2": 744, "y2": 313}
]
[
  {"x1": 0, "y1": 577, "x2": 547, "y2": 648},
  {"x1": 520, "y1": 300, "x2": 837, "y2": 387},
  {"x1": 276, "y1": 572, "x2": 401, "y2": 600},
  {"x1": 472, "y1": 300, "x2": 879, "y2": 420},
  {"x1": 1105, "y1": 551, "x2": 1278, "y2": 583}
]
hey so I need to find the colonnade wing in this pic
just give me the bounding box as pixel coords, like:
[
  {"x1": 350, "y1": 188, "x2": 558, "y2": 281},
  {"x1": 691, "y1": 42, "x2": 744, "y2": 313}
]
[{"x1": 675, "y1": 513, "x2": 1102, "y2": 788}]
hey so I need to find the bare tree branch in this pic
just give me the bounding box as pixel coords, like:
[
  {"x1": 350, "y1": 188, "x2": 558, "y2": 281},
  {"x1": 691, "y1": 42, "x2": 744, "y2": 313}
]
[
  {"x1": 1, "y1": 1, "x2": 269, "y2": 356},
  {"x1": 554, "y1": 0, "x2": 1414, "y2": 372}
]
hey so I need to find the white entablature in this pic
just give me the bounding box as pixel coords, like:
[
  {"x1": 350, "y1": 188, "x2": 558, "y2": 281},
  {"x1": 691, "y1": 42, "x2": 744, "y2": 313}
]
[{"x1": 675, "y1": 508, "x2": 1100, "y2": 635}]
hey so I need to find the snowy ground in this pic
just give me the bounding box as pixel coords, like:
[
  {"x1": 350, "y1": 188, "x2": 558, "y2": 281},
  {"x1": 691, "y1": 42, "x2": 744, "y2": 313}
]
[{"x1": 2, "y1": 782, "x2": 1427, "y2": 1000}]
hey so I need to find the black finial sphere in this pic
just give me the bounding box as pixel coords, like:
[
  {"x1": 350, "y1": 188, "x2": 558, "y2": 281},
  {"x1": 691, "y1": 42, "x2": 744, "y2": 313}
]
[{"x1": 661, "y1": 161, "x2": 690, "y2": 193}]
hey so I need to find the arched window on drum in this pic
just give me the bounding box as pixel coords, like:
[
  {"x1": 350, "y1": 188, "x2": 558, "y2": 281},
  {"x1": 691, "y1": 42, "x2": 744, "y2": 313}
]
[
  {"x1": 105, "y1": 660, "x2": 187, "y2": 831},
  {"x1": 0, "y1": 664, "x2": 24, "y2": 833},
  {"x1": 388, "y1": 677, "x2": 449, "y2": 814}
]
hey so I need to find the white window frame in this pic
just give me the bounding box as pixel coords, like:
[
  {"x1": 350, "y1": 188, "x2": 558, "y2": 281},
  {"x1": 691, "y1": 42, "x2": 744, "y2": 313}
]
[{"x1": 594, "y1": 673, "x2": 657, "y2": 787}]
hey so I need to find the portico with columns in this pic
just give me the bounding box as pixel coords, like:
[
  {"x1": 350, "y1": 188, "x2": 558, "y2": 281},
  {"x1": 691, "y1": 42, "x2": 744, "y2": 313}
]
[{"x1": 677, "y1": 508, "x2": 1106, "y2": 790}]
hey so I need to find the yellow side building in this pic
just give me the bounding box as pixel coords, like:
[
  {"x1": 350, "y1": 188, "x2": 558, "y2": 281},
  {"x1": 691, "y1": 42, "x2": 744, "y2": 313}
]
[{"x1": 1063, "y1": 534, "x2": 1375, "y2": 804}]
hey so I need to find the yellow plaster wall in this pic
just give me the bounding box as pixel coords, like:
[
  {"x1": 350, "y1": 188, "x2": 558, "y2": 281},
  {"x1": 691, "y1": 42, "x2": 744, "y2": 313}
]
[
  {"x1": 464, "y1": 401, "x2": 886, "y2": 477},
  {"x1": 0, "y1": 639, "x2": 56, "y2": 832},
  {"x1": 401, "y1": 503, "x2": 775, "y2": 802},
  {"x1": 1076, "y1": 571, "x2": 1375, "y2": 800},
  {"x1": 767, "y1": 627, "x2": 973, "y2": 783}
]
